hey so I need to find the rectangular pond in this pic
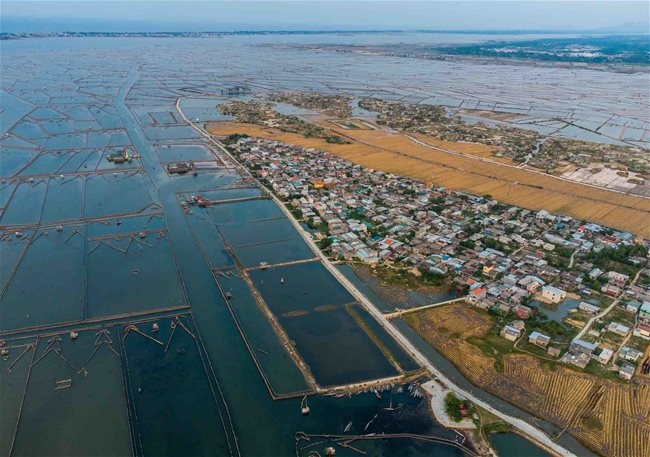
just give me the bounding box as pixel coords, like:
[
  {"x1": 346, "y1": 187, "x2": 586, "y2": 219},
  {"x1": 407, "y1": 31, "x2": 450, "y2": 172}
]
[
  {"x1": 250, "y1": 261, "x2": 400, "y2": 387},
  {"x1": 122, "y1": 315, "x2": 233, "y2": 456},
  {"x1": 0, "y1": 228, "x2": 85, "y2": 331}
]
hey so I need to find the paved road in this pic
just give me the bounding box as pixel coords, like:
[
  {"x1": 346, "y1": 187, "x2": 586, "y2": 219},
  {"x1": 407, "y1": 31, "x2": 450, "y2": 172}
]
[
  {"x1": 177, "y1": 103, "x2": 576, "y2": 457},
  {"x1": 568, "y1": 248, "x2": 579, "y2": 269},
  {"x1": 384, "y1": 296, "x2": 468, "y2": 319}
]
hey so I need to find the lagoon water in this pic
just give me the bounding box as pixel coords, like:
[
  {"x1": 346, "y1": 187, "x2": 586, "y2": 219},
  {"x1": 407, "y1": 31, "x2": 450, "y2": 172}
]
[{"x1": 0, "y1": 33, "x2": 619, "y2": 456}]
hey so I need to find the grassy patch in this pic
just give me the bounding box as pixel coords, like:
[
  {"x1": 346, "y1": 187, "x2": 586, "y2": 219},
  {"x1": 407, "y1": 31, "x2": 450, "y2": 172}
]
[
  {"x1": 370, "y1": 264, "x2": 452, "y2": 289},
  {"x1": 467, "y1": 333, "x2": 515, "y2": 372},
  {"x1": 583, "y1": 361, "x2": 625, "y2": 382},
  {"x1": 625, "y1": 336, "x2": 650, "y2": 352},
  {"x1": 539, "y1": 360, "x2": 559, "y2": 372},
  {"x1": 605, "y1": 308, "x2": 636, "y2": 327},
  {"x1": 483, "y1": 422, "x2": 513, "y2": 434},
  {"x1": 475, "y1": 405, "x2": 502, "y2": 426}
]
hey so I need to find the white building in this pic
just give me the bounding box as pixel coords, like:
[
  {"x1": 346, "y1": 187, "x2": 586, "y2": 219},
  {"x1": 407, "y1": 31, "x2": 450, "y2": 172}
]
[
  {"x1": 541, "y1": 285, "x2": 566, "y2": 304},
  {"x1": 598, "y1": 348, "x2": 614, "y2": 365},
  {"x1": 619, "y1": 364, "x2": 635, "y2": 381},
  {"x1": 578, "y1": 302, "x2": 600, "y2": 315}
]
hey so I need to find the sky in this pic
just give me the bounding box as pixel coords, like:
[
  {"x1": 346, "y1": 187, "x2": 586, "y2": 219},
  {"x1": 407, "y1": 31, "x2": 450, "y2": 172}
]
[{"x1": 1, "y1": 1, "x2": 649, "y2": 33}]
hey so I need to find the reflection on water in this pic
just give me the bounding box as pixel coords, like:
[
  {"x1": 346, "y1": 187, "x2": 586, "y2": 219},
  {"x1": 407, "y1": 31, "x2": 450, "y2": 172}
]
[{"x1": 0, "y1": 33, "x2": 612, "y2": 456}]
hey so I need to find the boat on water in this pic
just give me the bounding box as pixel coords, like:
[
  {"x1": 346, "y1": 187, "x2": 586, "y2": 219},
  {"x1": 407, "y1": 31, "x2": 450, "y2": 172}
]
[
  {"x1": 383, "y1": 398, "x2": 400, "y2": 411},
  {"x1": 300, "y1": 395, "x2": 310, "y2": 415}
]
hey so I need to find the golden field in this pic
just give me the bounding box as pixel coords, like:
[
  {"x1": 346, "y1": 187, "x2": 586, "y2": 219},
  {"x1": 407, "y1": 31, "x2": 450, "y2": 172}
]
[
  {"x1": 207, "y1": 121, "x2": 650, "y2": 236},
  {"x1": 406, "y1": 304, "x2": 650, "y2": 457}
]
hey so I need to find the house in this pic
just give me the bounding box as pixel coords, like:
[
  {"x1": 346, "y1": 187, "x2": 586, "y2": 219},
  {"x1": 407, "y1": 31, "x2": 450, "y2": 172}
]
[
  {"x1": 500, "y1": 324, "x2": 521, "y2": 342},
  {"x1": 578, "y1": 302, "x2": 600, "y2": 315},
  {"x1": 626, "y1": 301, "x2": 642, "y2": 314},
  {"x1": 513, "y1": 304, "x2": 532, "y2": 319},
  {"x1": 598, "y1": 348, "x2": 614, "y2": 364},
  {"x1": 607, "y1": 322, "x2": 630, "y2": 337},
  {"x1": 619, "y1": 364, "x2": 635, "y2": 381},
  {"x1": 607, "y1": 271, "x2": 629, "y2": 287},
  {"x1": 511, "y1": 320, "x2": 526, "y2": 332},
  {"x1": 570, "y1": 339, "x2": 597, "y2": 356},
  {"x1": 619, "y1": 347, "x2": 643, "y2": 362},
  {"x1": 601, "y1": 284, "x2": 621, "y2": 297},
  {"x1": 497, "y1": 303, "x2": 512, "y2": 315},
  {"x1": 525, "y1": 282, "x2": 541, "y2": 294},
  {"x1": 562, "y1": 351, "x2": 590, "y2": 369},
  {"x1": 547, "y1": 346, "x2": 561, "y2": 358},
  {"x1": 640, "y1": 302, "x2": 650, "y2": 321},
  {"x1": 482, "y1": 263, "x2": 495, "y2": 274},
  {"x1": 469, "y1": 287, "x2": 487, "y2": 303},
  {"x1": 588, "y1": 268, "x2": 603, "y2": 280},
  {"x1": 541, "y1": 285, "x2": 566, "y2": 304},
  {"x1": 528, "y1": 331, "x2": 550, "y2": 347},
  {"x1": 634, "y1": 321, "x2": 650, "y2": 339}
]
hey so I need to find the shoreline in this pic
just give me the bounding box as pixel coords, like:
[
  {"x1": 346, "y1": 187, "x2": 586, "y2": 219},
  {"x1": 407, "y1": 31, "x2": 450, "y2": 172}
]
[
  {"x1": 178, "y1": 100, "x2": 577, "y2": 457},
  {"x1": 421, "y1": 379, "x2": 476, "y2": 430}
]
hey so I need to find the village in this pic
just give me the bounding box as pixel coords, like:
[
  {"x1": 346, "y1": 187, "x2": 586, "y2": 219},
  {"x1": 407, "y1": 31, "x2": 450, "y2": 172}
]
[
  {"x1": 359, "y1": 97, "x2": 649, "y2": 176},
  {"x1": 224, "y1": 135, "x2": 650, "y2": 383}
]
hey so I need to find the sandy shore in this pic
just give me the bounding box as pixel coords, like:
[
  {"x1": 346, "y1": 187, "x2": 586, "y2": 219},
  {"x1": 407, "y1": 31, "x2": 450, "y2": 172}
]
[{"x1": 421, "y1": 379, "x2": 476, "y2": 430}]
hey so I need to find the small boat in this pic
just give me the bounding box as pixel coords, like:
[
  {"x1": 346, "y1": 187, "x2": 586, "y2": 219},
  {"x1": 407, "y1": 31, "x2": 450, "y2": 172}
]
[
  {"x1": 383, "y1": 398, "x2": 400, "y2": 411},
  {"x1": 300, "y1": 396, "x2": 310, "y2": 415},
  {"x1": 70, "y1": 331, "x2": 79, "y2": 340},
  {"x1": 225, "y1": 291, "x2": 233, "y2": 299},
  {"x1": 280, "y1": 277, "x2": 285, "y2": 284},
  {"x1": 344, "y1": 421, "x2": 352, "y2": 433},
  {"x1": 152, "y1": 323, "x2": 159, "y2": 332}
]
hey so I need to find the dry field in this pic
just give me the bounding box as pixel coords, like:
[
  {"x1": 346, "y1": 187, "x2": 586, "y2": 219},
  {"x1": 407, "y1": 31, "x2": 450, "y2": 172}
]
[
  {"x1": 207, "y1": 121, "x2": 650, "y2": 236},
  {"x1": 407, "y1": 303, "x2": 650, "y2": 457},
  {"x1": 410, "y1": 133, "x2": 515, "y2": 164}
]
